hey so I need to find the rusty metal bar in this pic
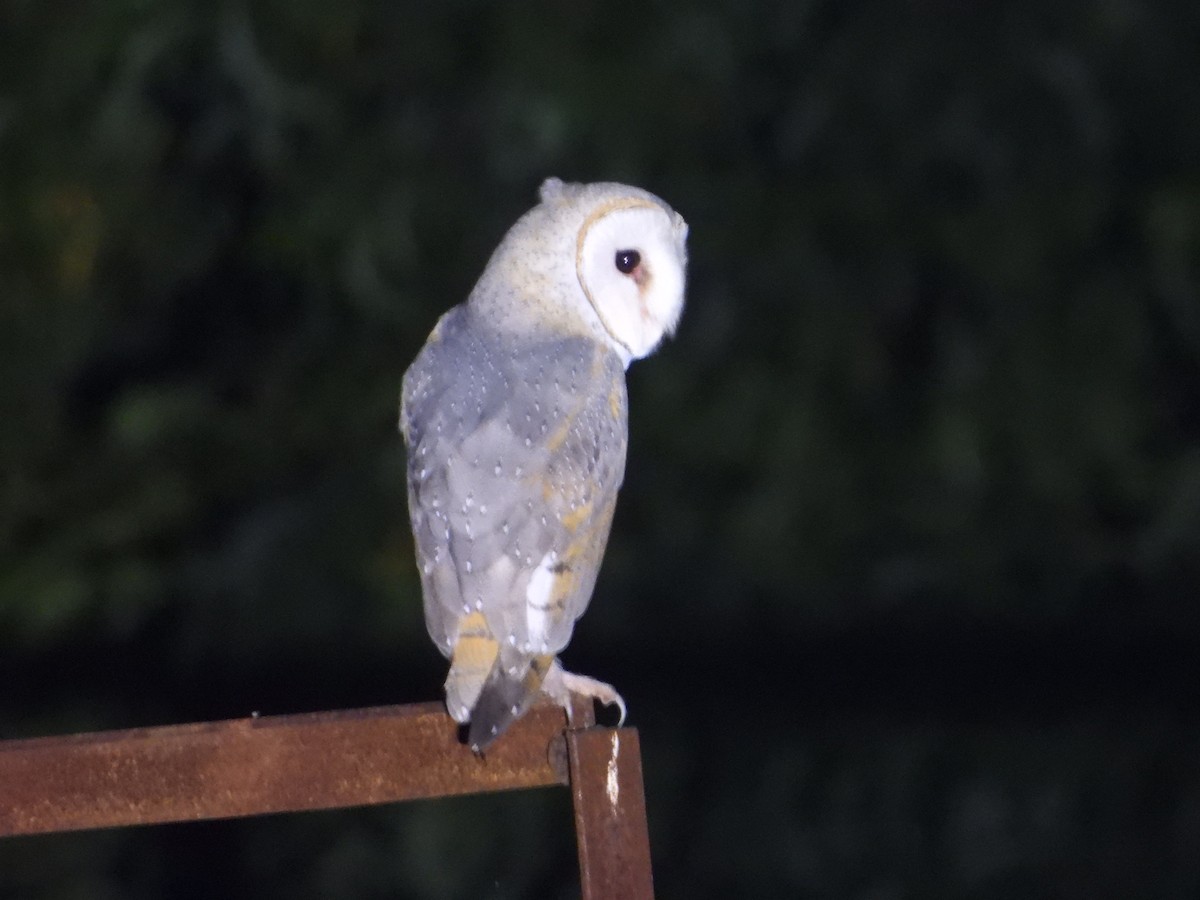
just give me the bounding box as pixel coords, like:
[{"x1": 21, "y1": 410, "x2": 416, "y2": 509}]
[
  {"x1": 0, "y1": 697, "x2": 657, "y2": 897},
  {"x1": 568, "y1": 725, "x2": 655, "y2": 900},
  {"x1": 0, "y1": 701, "x2": 574, "y2": 837}
]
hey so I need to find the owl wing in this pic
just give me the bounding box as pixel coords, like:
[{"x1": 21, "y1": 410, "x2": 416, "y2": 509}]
[{"x1": 401, "y1": 306, "x2": 629, "y2": 741}]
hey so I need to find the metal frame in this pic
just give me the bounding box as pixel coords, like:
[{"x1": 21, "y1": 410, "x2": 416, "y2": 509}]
[{"x1": 0, "y1": 700, "x2": 653, "y2": 899}]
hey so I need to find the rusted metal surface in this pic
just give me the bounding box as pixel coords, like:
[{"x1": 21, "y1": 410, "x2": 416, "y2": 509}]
[
  {"x1": 546, "y1": 695, "x2": 597, "y2": 785},
  {"x1": 0, "y1": 701, "x2": 572, "y2": 837},
  {"x1": 568, "y1": 725, "x2": 655, "y2": 900},
  {"x1": 0, "y1": 694, "x2": 659, "y2": 896}
]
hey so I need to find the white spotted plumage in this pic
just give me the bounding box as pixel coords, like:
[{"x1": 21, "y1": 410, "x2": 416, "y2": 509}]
[{"x1": 401, "y1": 178, "x2": 688, "y2": 750}]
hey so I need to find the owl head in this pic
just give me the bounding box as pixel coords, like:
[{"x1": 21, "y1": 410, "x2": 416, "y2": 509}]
[{"x1": 467, "y1": 178, "x2": 689, "y2": 366}]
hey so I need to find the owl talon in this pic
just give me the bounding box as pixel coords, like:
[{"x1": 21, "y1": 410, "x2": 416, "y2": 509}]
[
  {"x1": 553, "y1": 668, "x2": 627, "y2": 728},
  {"x1": 610, "y1": 693, "x2": 628, "y2": 727}
]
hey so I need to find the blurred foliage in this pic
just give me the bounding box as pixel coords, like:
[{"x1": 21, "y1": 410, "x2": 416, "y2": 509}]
[{"x1": 1, "y1": 0, "x2": 1198, "y2": 897}]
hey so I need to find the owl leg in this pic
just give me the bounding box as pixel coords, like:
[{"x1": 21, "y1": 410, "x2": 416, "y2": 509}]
[{"x1": 542, "y1": 659, "x2": 627, "y2": 726}]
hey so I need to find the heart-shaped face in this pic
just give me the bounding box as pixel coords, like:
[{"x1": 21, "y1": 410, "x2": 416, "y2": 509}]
[{"x1": 576, "y1": 200, "x2": 689, "y2": 361}]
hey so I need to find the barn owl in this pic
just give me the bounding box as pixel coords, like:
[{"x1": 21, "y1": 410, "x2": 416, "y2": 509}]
[{"x1": 401, "y1": 178, "x2": 688, "y2": 751}]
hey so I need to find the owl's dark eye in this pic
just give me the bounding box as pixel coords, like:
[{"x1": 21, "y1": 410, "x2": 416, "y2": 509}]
[{"x1": 615, "y1": 249, "x2": 641, "y2": 274}]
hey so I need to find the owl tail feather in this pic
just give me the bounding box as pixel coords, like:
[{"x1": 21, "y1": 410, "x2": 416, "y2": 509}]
[
  {"x1": 445, "y1": 612, "x2": 499, "y2": 724},
  {"x1": 467, "y1": 655, "x2": 555, "y2": 752}
]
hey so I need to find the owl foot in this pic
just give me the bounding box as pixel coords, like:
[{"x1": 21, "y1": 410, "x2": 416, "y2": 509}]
[{"x1": 542, "y1": 660, "x2": 627, "y2": 727}]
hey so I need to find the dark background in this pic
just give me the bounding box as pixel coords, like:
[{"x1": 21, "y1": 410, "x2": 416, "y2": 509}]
[{"x1": 2, "y1": 2, "x2": 1199, "y2": 897}]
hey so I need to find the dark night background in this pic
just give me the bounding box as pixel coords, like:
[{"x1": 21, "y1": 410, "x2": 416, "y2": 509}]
[{"x1": 2, "y1": 2, "x2": 1199, "y2": 897}]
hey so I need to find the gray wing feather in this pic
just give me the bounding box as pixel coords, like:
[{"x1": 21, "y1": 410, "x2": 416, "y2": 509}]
[{"x1": 401, "y1": 305, "x2": 628, "y2": 663}]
